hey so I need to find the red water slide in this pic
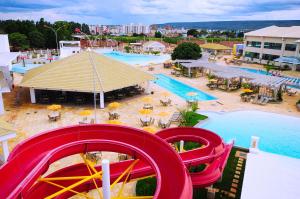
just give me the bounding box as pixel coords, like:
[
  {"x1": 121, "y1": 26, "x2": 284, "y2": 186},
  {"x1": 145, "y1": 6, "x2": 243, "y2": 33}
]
[{"x1": 0, "y1": 125, "x2": 232, "y2": 199}]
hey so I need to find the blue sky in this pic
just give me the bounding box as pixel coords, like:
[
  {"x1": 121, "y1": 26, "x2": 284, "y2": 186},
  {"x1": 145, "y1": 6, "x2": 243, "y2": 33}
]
[{"x1": 1, "y1": 0, "x2": 300, "y2": 24}]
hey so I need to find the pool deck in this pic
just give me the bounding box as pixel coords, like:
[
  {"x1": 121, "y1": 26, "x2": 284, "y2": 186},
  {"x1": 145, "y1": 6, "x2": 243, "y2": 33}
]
[
  {"x1": 1, "y1": 60, "x2": 299, "y2": 196},
  {"x1": 242, "y1": 151, "x2": 300, "y2": 199}
]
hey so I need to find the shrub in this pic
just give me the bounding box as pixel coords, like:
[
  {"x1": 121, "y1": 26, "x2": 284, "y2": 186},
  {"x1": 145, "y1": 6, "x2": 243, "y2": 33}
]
[
  {"x1": 190, "y1": 102, "x2": 198, "y2": 112},
  {"x1": 171, "y1": 42, "x2": 202, "y2": 60},
  {"x1": 136, "y1": 177, "x2": 156, "y2": 196},
  {"x1": 124, "y1": 46, "x2": 131, "y2": 53},
  {"x1": 241, "y1": 83, "x2": 251, "y2": 89},
  {"x1": 179, "y1": 109, "x2": 207, "y2": 127}
]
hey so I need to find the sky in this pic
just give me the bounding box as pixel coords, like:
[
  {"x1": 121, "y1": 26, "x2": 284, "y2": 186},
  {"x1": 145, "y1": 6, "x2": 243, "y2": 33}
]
[{"x1": 1, "y1": 0, "x2": 300, "y2": 25}]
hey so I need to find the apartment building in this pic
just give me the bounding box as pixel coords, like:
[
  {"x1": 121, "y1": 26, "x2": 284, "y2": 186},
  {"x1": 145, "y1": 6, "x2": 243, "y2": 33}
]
[
  {"x1": 121, "y1": 23, "x2": 150, "y2": 35},
  {"x1": 243, "y1": 26, "x2": 300, "y2": 66}
]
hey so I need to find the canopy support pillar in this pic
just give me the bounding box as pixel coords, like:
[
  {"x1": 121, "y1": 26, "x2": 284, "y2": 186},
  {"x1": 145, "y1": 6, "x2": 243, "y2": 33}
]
[
  {"x1": 0, "y1": 132, "x2": 16, "y2": 162},
  {"x1": 102, "y1": 159, "x2": 111, "y2": 199},
  {"x1": 0, "y1": 93, "x2": 4, "y2": 115},
  {"x1": 30, "y1": 88, "x2": 36, "y2": 104},
  {"x1": 100, "y1": 92, "x2": 104, "y2": 109}
]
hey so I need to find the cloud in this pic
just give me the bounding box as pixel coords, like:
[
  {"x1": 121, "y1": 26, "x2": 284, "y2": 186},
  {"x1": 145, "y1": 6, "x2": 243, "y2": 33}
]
[{"x1": 0, "y1": 0, "x2": 300, "y2": 24}]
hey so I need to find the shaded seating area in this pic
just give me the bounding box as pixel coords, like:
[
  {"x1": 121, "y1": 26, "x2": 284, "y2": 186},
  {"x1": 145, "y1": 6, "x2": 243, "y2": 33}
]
[
  {"x1": 20, "y1": 51, "x2": 154, "y2": 108},
  {"x1": 240, "y1": 79, "x2": 285, "y2": 105},
  {"x1": 206, "y1": 75, "x2": 241, "y2": 91}
]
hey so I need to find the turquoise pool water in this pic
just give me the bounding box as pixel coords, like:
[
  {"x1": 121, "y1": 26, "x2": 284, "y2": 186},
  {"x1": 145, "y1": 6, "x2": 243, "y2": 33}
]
[
  {"x1": 154, "y1": 74, "x2": 217, "y2": 101},
  {"x1": 238, "y1": 67, "x2": 300, "y2": 88},
  {"x1": 198, "y1": 111, "x2": 300, "y2": 159},
  {"x1": 11, "y1": 63, "x2": 42, "y2": 73},
  {"x1": 238, "y1": 67, "x2": 268, "y2": 75},
  {"x1": 101, "y1": 51, "x2": 170, "y2": 65}
]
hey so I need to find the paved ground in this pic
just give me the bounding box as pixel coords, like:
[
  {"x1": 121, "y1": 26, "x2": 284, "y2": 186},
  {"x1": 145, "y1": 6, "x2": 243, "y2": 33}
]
[
  {"x1": 242, "y1": 151, "x2": 300, "y2": 199},
  {"x1": 0, "y1": 61, "x2": 299, "y2": 197}
]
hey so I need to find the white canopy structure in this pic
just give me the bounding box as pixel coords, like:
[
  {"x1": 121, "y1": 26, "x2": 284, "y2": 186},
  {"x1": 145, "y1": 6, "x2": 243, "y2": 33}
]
[
  {"x1": 0, "y1": 34, "x2": 20, "y2": 115},
  {"x1": 143, "y1": 41, "x2": 166, "y2": 53},
  {"x1": 179, "y1": 60, "x2": 289, "y2": 89}
]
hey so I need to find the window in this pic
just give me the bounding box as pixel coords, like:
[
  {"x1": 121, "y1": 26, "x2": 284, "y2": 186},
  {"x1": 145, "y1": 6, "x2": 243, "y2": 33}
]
[
  {"x1": 264, "y1": 42, "x2": 282, "y2": 50},
  {"x1": 246, "y1": 41, "x2": 261, "y2": 48},
  {"x1": 285, "y1": 44, "x2": 297, "y2": 51},
  {"x1": 245, "y1": 51, "x2": 260, "y2": 59},
  {"x1": 262, "y1": 54, "x2": 280, "y2": 61}
]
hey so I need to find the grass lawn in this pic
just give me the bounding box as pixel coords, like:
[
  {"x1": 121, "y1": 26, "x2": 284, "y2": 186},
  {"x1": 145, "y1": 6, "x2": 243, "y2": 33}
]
[
  {"x1": 193, "y1": 147, "x2": 248, "y2": 199},
  {"x1": 180, "y1": 111, "x2": 208, "y2": 127},
  {"x1": 136, "y1": 147, "x2": 248, "y2": 199}
]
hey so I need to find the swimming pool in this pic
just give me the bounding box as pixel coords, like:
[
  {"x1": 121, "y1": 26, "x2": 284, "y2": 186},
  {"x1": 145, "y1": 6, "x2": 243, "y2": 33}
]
[
  {"x1": 11, "y1": 63, "x2": 42, "y2": 73},
  {"x1": 98, "y1": 51, "x2": 170, "y2": 65},
  {"x1": 154, "y1": 74, "x2": 217, "y2": 101},
  {"x1": 197, "y1": 110, "x2": 300, "y2": 159}
]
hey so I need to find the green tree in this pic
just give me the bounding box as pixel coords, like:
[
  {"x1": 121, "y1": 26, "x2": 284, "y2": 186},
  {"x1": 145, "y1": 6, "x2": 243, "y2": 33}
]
[
  {"x1": 187, "y1": 29, "x2": 199, "y2": 37},
  {"x1": 124, "y1": 46, "x2": 131, "y2": 53},
  {"x1": 154, "y1": 31, "x2": 162, "y2": 38},
  {"x1": 28, "y1": 31, "x2": 45, "y2": 48},
  {"x1": 9, "y1": 32, "x2": 29, "y2": 50},
  {"x1": 171, "y1": 42, "x2": 202, "y2": 60}
]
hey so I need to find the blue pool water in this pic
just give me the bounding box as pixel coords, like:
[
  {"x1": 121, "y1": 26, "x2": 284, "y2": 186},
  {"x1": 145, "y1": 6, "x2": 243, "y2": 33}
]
[
  {"x1": 238, "y1": 67, "x2": 300, "y2": 88},
  {"x1": 11, "y1": 63, "x2": 42, "y2": 73},
  {"x1": 238, "y1": 67, "x2": 269, "y2": 75},
  {"x1": 154, "y1": 74, "x2": 217, "y2": 101},
  {"x1": 198, "y1": 111, "x2": 300, "y2": 159},
  {"x1": 101, "y1": 51, "x2": 170, "y2": 65}
]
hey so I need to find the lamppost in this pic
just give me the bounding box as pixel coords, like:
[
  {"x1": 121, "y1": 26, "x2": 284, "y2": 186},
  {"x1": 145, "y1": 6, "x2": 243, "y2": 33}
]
[
  {"x1": 44, "y1": 25, "x2": 65, "y2": 56},
  {"x1": 75, "y1": 28, "x2": 104, "y2": 122}
]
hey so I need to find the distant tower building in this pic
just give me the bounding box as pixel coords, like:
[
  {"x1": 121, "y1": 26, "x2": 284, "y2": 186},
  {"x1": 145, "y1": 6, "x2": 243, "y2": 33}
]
[{"x1": 121, "y1": 23, "x2": 150, "y2": 35}]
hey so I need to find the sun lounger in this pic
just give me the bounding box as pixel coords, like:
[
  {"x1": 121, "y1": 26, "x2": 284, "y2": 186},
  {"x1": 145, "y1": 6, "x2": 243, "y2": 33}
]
[{"x1": 287, "y1": 90, "x2": 297, "y2": 96}]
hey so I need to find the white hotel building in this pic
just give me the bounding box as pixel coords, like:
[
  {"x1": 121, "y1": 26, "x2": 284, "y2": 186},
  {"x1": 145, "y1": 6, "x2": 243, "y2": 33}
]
[{"x1": 243, "y1": 26, "x2": 300, "y2": 68}]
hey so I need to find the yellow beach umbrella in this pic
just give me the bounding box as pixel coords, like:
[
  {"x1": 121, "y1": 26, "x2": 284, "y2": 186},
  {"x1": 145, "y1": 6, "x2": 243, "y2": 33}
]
[
  {"x1": 142, "y1": 96, "x2": 152, "y2": 103},
  {"x1": 106, "y1": 120, "x2": 122, "y2": 125},
  {"x1": 209, "y1": 79, "x2": 218, "y2": 83},
  {"x1": 47, "y1": 104, "x2": 62, "y2": 111},
  {"x1": 157, "y1": 111, "x2": 169, "y2": 117},
  {"x1": 79, "y1": 110, "x2": 92, "y2": 116},
  {"x1": 243, "y1": 89, "x2": 253, "y2": 93},
  {"x1": 139, "y1": 109, "x2": 153, "y2": 115},
  {"x1": 108, "y1": 102, "x2": 121, "y2": 110},
  {"x1": 142, "y1": 127, "x2": 157, "y2": 134},
  {"x1": 187, "y1": 92, "x2": 198, "y2": 97}
]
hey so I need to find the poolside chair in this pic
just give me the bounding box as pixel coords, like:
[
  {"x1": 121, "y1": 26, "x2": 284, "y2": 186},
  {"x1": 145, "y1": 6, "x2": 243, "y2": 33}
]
[
  {"x1": 251, "y1": 95, "x2": 259, "y2": 104},
  {"x1": 108, "y1": 112, "x2": 120, "y2": 120},
  {"x1": 160, "y1": 99, "x2": 172, "y2": 106},
  {"x1": 207, "y1": 83, "x2": 217, "y2": 90},
  {"x1": 259, "y1": 97, "x2": 269, "y2": 105},
  {"x1": 158, "y1": 119, "x2": 171, "y2": 129},
  {"x1": 169, "y1": 112, "x2": 182, "y2": 123}
]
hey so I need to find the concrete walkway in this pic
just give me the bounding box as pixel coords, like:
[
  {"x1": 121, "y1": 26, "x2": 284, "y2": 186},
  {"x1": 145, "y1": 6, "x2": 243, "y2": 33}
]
[{"x1": 241, "y1": 151, "x2": 300, "y2": 199}]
